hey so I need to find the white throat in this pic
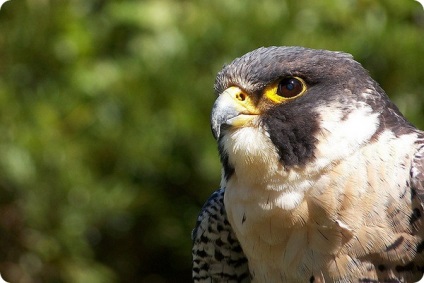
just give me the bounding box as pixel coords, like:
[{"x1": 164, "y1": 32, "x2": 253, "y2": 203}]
[{"x1": 222, "y1": 103, "x2": 381, "y2": 232}]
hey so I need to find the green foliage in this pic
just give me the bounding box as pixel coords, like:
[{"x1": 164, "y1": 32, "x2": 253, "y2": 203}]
[{"x1": 0, "y1": 0, "x2": 423, "y2": 282}]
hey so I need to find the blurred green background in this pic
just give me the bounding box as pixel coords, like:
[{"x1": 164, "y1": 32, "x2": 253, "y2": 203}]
[{"x1": 0, "y1": 0, "x2": 423, "y2": 282}]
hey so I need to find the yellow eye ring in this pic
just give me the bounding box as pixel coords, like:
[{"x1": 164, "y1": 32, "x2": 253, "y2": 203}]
[{"x1": 263, "y1": 77, "x2": 307, "y2": 103}]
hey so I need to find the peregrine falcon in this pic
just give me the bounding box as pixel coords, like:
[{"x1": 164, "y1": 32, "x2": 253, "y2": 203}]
[{"x1": 192, "y1": 46, "x2": 424, "y2": 282}]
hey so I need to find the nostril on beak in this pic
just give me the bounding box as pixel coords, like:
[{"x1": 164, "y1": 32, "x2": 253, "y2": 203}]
[{"x1": 236, "y1": 92, "x2": 246, "y2": 101}]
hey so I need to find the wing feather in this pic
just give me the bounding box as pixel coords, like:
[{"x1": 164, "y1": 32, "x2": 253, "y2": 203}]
[{"x1": 192, "y1": 188, "x2": 250, "y2": 282}]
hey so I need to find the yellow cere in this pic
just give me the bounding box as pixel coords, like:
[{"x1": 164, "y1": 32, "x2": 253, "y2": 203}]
[{"x1": 225, "y1": 86, "x2": 261, "y2": 115}]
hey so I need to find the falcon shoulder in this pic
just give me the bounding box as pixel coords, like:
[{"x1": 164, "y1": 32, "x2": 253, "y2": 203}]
[
  {"x1": 411, "y1": 133, "x2": 424, "y2": 240},
  {"x1": 412, "y1": 133, "x2": 424, "y2": 200},
  {"x1": 192, "y1": 188, "x2": 250, "y2": 282}
]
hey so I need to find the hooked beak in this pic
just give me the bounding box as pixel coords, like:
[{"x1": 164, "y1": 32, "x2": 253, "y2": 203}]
[{"x1": 210, "y1": 86, "x2": 258, "y2": 139}]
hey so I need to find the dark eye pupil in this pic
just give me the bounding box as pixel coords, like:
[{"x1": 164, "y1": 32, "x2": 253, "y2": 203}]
[
  {"x1": 286, "y1": 83, "x2": 295, "y2": 91},
  {"x1": 277, "y1": 78, "x2": 303, "y2": 98}
]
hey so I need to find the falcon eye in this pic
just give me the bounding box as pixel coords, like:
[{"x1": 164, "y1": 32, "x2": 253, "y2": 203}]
[
  {"x1": 277, "y1": 78, "x2": 304, "y2": 98},
  {"x1": 262, "y1": 76, "x2": 306, "y2": 103}
]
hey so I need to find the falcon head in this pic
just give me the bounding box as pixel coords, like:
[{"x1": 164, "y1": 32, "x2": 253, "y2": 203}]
[{"x1": 211, "y1": 46, "x2": 409, "y2": 185}]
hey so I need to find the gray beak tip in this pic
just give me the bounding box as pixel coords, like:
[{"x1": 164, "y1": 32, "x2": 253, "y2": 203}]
[
  {"x1": 211, "y1": 121, "x2": 220, "y2": 140},
  {"x1": 210, "y1": 91, "x2": 241, "y2": 141}
]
